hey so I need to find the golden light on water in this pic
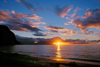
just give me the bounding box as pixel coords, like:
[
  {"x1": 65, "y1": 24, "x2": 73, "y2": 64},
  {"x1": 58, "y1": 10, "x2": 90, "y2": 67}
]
[
  {"x1": 57, "y1": 44, "x2": 60, "y2": 51},
  {"x1": 56, "y1": 44, "x2": 61, "y2": 58},
  {"x1": 55, "y1": 44, "x2": 62, "y2": 61},
  {"x1": 53, "y1": 44, "x2": 65, "y2": 61},
  {"x1": 53, "y1": 41, "x2": 69, "y2": 61}
]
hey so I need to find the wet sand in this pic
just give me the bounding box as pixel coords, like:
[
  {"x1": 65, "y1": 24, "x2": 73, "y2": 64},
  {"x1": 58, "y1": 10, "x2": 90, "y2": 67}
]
[{"x1": 0, "y1": 51, "x2": 100, "y2": 67}]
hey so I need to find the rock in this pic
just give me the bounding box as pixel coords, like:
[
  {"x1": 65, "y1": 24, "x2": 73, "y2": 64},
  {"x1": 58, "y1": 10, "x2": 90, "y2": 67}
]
[{"x1": 0, "y1": 25, "x2": 20, "y2": 46}]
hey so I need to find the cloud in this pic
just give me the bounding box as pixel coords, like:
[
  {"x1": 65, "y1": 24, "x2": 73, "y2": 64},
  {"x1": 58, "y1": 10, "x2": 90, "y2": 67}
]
[
  {"x1": 33, "y1": 32, "x2": 46, "y2": 36},
  {"x1": 68, "y1": 19, "x2": 74, "y2": 24},
  {"x1": 12, "y1": 10, "x2": 15, "y2": 14},
  {"x1": 60, "y1": 29, "x2": 77, "y2": 36},
  {"x1": 71, "y1": 13, "x2": 77, "y2": 18},
  {"x1": 76, "y1": 30, "x2": 100, "y2": 38},
  {"x1": 71, "y1": 30, "x2": 77, "y2": 34},
  {"x1": 64, "y1": 23, "x2": 69, "y2": 25},
  {"x1": 0, "y1": 21, "x2": 3, "y2": 23},
  {"x1": 50, "y1": 30, "x2": 58, "y2": 32},
  {"x1": 62, "y1": 30, "x2": 70, "y2": 34},
  {"x1": 6, "y1": 22, "x2": 41, "y2": 32},
  {"x1": 44, "y1": 26, "x2": 68, "y2": 32},
  {"x1": 27, "y1": 21, "x2": 46, "y2": 27},
  {"x1": 74, "y1": 7, "x2": 83, "y2": 12},
  {"x1": 0, "y1": 9, "x2": 43, "y2": 32},
  {"x1": 66, "y1": 17, "x2": 70, "y2": 20},
  {"x1": 19, "y1": 0, "x2": 35, "y2": 11},
  {"x1": 0, "y1": 10, "x2": 12, "y2": 20},
  {"x1": 94, "y1": 36, "x2": 100, "y2": 38},
  {"x1": 27, "y1": 14, "x2": 42, "y2": 21},
  {"x1": 71, "y1": 9, "x2": 93, "y2": 19},
  {"x1": 41, "y1": 22, "x2": 46, "y2": 24},
  {"x1": 83, "y1": 12, "x2": 93, "y2": 19},
  {"x1": 94, "y1": 32, "x2": 100, "y2": 34},
  {"x1": 87, "y1": 8, "x2": 100, "y2": 12},
  {"x1": 16, "y1": 0, "x2": 44, "y2": 12},
  {"x1": 73, "y1": 8, "x2": 100, "y2": 32},
  {"x1": 44, "y1": 26, "x2": 71, "y2": 35},
  {"x1": 86, "y1": 35, "x2": 92, "y2": 37},
  {"x1": 44, "y1": 32, "x2": 50, "y2": 34},
  {"x1": 11, "y1": 11, "x2": 42, "y2": 21},
  {"x1": 54, "y1": 5, "x2": 72, "y2": 18}
]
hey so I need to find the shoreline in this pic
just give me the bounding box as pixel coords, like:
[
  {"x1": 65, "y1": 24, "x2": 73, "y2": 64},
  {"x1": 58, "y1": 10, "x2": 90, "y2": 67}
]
[{"x1": 0, "y1": 51, "x2": 100, "y2": 67}]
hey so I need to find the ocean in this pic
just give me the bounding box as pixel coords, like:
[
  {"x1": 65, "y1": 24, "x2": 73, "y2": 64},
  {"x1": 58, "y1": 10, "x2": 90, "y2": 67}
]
[{"x1": 0, "y1": 45, "x2": 100, "y2": 64}]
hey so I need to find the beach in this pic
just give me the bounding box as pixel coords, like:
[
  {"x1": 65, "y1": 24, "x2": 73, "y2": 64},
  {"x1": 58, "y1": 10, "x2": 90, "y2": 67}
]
[{"x1": 0, "y1": 51, "x2": 100, "y2": 67}]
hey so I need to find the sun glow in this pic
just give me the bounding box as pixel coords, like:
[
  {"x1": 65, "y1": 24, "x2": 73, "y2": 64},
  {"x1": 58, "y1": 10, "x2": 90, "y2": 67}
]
[
  {"x1": 54, "y1": 42, "x2": 63, "y2": 45},
  {"x1": 57, "y1": 42, "x2": 61, "y2": 45},
  {"x1": 53, "y1": 42, "x2": 69, "y2": 45}
]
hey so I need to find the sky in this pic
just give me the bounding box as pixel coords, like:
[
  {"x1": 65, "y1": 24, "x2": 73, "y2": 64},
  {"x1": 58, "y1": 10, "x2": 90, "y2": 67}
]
[{"x1": 0, "y1": 0, "x2": 100, "y2": 40}]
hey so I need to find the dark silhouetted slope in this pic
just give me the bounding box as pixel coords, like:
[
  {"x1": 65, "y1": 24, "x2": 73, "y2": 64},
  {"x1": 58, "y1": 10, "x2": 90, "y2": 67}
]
[{"x1": 0, "y1": 25, "x2": 20, "y2": 46}]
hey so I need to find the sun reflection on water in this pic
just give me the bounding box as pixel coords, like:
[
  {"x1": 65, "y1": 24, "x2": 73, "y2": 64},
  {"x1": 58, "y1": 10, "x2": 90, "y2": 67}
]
[
  {"x1": 52, "y1": 45, "x2": 66, "y2": 62},
  {"x1": 54, "y1": 44, "x2": 64, "y2": 61},
  {"x1": 56, "y1": 44, "x2": 61, "y2": 58}
]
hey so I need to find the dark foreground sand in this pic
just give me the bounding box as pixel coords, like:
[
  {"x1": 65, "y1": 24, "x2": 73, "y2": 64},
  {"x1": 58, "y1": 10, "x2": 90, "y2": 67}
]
[{"x1": 0, "y1": 51, "x2": 100, "y2": 67}]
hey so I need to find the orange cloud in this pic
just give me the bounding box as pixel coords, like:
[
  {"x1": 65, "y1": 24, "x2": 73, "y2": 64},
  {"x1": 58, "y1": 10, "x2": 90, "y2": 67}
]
[
  {"x1": 74, "y1": 7, "x2": 83, "y2": 12},
  {"x1": 71, "y1": 30, "x2": 77, "y2": 34},
  {"x1": 12, "y1": 10, "x2": 15, "y2": 14},
  {"x1": 84, "y1": 12, "x2": 93, "y2": 18},
  {"x1": 29, "y1": 21, "x2": 46, "y2": 25},
  {"x1": 0, "y1": 21, "x2": 3, "y2": 23},
  {"x1": 11, "y1": 11, "x2": 42, "y2": 21},
  {"x1": 60, "y1": 29, "x2": 77, "y2": 36},
  {"x1": 86, "y1": 35, "x2": 92, "y2": 37},
  {"x1": 64, "y1": 23, "x2": 69, "y2": 25},
  {"x1": 0, "y1": 10, "x2": 13, "y2": 20},
  {"x1": 41, "y1": 22, "x2": 46, "y2": 24},
  {"x1": 94, "y1": 36, "x2": 100, "y2": 38},
  {"x1": 27, "y1": 14, "x2": 42, "y2": 21},
  {"x1": 27, "y1": 22, "x2": 46, "y2": 27},
  {"x1": 0, "y1": 10, "x2": 10, "y2": 15},
  {"x1": 44, "y1": 32, "x2": 50, "y2": 34},
  {"x1": 68, "y1": 19, "x2": 74, "y2": 24},
  {"x1": 71, "y1": 13, "x2": 77, "y2": 18},
  {"x1": 66, "y1": 17, "x2": 70, "y2": 20}
]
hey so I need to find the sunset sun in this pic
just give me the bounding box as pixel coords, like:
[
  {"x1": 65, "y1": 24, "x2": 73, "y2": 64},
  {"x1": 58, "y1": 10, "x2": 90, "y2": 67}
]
[
  {"x1": 53, "y1": 42, "x2": 65, "y2": 45},
  {"x1": 57, "y1": 42, "x2": 61, "y2": 45},
  {"x1": 55, "y1": 42, "x2": 61, "y2": 45}
]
